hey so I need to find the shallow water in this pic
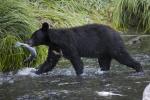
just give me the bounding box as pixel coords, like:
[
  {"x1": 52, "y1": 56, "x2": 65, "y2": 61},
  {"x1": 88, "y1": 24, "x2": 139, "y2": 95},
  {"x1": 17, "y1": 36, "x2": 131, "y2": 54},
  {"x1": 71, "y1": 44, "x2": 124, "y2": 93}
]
[{"x1": 0, "y1": 54, "x2": 150, "y2": 100}]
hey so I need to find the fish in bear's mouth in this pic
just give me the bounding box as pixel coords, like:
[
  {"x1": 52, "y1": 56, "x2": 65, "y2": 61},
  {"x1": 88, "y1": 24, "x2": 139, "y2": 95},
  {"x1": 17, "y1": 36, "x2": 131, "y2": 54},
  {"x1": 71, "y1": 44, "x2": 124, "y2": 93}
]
[{"x1": 15, "y1": 42, "x2": 37, "y2": 63}]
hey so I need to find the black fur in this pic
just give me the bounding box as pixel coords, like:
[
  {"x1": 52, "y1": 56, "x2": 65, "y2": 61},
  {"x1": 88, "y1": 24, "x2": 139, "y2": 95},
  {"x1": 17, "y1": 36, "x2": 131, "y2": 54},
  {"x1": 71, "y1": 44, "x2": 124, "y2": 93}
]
[{"x1": 25, "y1": 22, "x2": 143, "y2": 75}]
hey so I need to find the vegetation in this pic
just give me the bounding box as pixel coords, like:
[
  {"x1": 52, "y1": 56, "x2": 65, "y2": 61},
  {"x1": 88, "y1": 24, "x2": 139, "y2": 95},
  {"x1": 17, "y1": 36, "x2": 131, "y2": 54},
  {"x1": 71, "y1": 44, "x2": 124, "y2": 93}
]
[
  {"x1": 113, "y1": 0, "x2": 150, "y2": 34},
  {"x1": 0, "y1": 0, "x2": 46, "y2": 72},
  {"x1": 28, "y1": 0, "x2": 113, "y2": 27},
  {"x1": 0, "y1": 0, "x2": 38, "y2": 37},
  {"x1": 0, "y1": 34, "x2": 48, "y2": 72},
  {"x1": 0, "y1": 0, "x2": 149, "y2": 72}
]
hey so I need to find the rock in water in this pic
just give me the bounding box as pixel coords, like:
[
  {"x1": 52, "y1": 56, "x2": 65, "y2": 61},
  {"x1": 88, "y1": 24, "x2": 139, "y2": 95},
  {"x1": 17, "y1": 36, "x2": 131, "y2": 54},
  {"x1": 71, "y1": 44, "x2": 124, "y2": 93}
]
[
  {"x1": 15, "y1": 42, "x2": 37, "y2": 63},
  {"x1": 143, "y1": 83, "x2": 150, "y2": 100}
]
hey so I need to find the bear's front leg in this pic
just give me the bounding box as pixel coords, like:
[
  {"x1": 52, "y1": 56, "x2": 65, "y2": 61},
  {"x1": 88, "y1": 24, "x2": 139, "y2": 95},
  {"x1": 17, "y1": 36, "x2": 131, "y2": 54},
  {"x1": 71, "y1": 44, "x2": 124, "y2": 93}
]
[{"x1": 35, "y1": 48, "x2": 61, "y2": 74}]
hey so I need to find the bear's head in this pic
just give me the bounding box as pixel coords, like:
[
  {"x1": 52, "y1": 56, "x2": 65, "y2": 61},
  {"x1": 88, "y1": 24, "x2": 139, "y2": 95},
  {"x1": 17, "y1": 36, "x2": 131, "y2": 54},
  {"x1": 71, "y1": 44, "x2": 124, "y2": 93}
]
[{"x1": 25, "y1": 22, "x2": 50, "y2": 46}]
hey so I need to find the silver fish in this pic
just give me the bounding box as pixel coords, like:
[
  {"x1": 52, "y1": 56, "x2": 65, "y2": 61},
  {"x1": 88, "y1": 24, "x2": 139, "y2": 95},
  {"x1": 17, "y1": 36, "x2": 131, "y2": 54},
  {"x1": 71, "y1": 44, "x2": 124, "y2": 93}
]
[{"x1": 15, "y1": 42, "x2": 37, "y2": 63}]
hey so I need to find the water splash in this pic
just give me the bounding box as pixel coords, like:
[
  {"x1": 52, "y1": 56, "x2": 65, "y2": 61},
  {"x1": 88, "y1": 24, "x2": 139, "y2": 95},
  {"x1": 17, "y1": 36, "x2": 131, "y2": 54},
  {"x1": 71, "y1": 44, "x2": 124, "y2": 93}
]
[
  {"x1": 47, "y1": 67, "x2": 106, "y2": 76},
  {"x1": 0, "y1": 72, "x2": 14, "y2": 85},
  {"x1": 16, "y1": 67, "x2": 38, "y2": 77}
]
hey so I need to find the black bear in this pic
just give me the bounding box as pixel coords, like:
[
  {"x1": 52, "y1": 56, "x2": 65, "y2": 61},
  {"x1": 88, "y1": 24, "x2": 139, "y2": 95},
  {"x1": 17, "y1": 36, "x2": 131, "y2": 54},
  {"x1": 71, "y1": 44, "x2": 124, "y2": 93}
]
[{"x1": 25, "y1": 22, "x2": 143, "y2": 75}]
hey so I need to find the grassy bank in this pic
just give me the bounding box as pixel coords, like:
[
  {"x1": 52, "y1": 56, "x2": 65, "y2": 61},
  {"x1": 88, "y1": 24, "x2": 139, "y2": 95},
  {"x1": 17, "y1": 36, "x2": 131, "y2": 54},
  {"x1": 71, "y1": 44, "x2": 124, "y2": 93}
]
[
  {"x1": 113, "y1": 0, "x2": 150, "y2": 34},
  {"x1": 29, "y1": 0, "x2": 113, "y2": 27},
  {"x1": 0, "y1": 0, "x2": 45, "y2": 72}
]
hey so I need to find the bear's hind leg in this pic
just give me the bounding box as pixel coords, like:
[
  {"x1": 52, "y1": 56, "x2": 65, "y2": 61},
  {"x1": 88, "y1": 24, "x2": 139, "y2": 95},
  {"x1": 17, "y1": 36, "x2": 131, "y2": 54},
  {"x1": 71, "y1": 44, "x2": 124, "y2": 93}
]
[
  {"x1": 98, "y1": 55, "x2": 112, "y2": 71},
  {"x1": 113, "y1": 50, "x2": 143, "y2": 72}
]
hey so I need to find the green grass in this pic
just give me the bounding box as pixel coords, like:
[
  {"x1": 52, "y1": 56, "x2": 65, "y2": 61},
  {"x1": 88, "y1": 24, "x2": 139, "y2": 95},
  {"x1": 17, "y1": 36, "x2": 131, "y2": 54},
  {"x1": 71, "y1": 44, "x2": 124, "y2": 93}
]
[
  {"x1": 0, "y1": 35, "x2": 25, "y2": 72},
  {"x1": 29, "y1": 0, "x2": 113, "y2": 27},
  {"x1": 112, "y1": 0, "x2": 150, "y2": 34},
  {"x1": 0, "y1": 0, "x2": 39, "y2": 38},
  {"x1": 0, "y1": 35, "x2": 48, "y2": 72},
  {"x1": 0, "y1": 0, "x2": 45, "y2": 72}
]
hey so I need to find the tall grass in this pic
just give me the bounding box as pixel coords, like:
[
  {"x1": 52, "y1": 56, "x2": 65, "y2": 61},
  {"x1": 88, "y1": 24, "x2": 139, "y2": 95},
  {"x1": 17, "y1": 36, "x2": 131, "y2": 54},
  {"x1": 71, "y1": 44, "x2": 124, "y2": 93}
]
[
  {"x1": 0, "y1": 35, "x2": 48, "y2": 72},
  {"x1": 113, "y1": 0, "x2": 150, "y2": 34},
  {"x1": 30, "y1": 0, "x2": 113, "y2": 27},
  {"x1": 0, "y1": 35, "x2": 25, "y2": 72},
  {"x1": 0, "y1": 0, "x2": 38, "y2": 38},
  {"x1": 0, "y1": 0, "x2": 46, "y2": 72}
]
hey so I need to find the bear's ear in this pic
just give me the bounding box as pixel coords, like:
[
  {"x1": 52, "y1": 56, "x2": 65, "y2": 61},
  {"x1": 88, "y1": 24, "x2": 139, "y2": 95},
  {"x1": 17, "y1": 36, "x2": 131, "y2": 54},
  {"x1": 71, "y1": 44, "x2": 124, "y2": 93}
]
[{"x1": 41, "y1": 22, "x2": 49, "y2": 31}]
